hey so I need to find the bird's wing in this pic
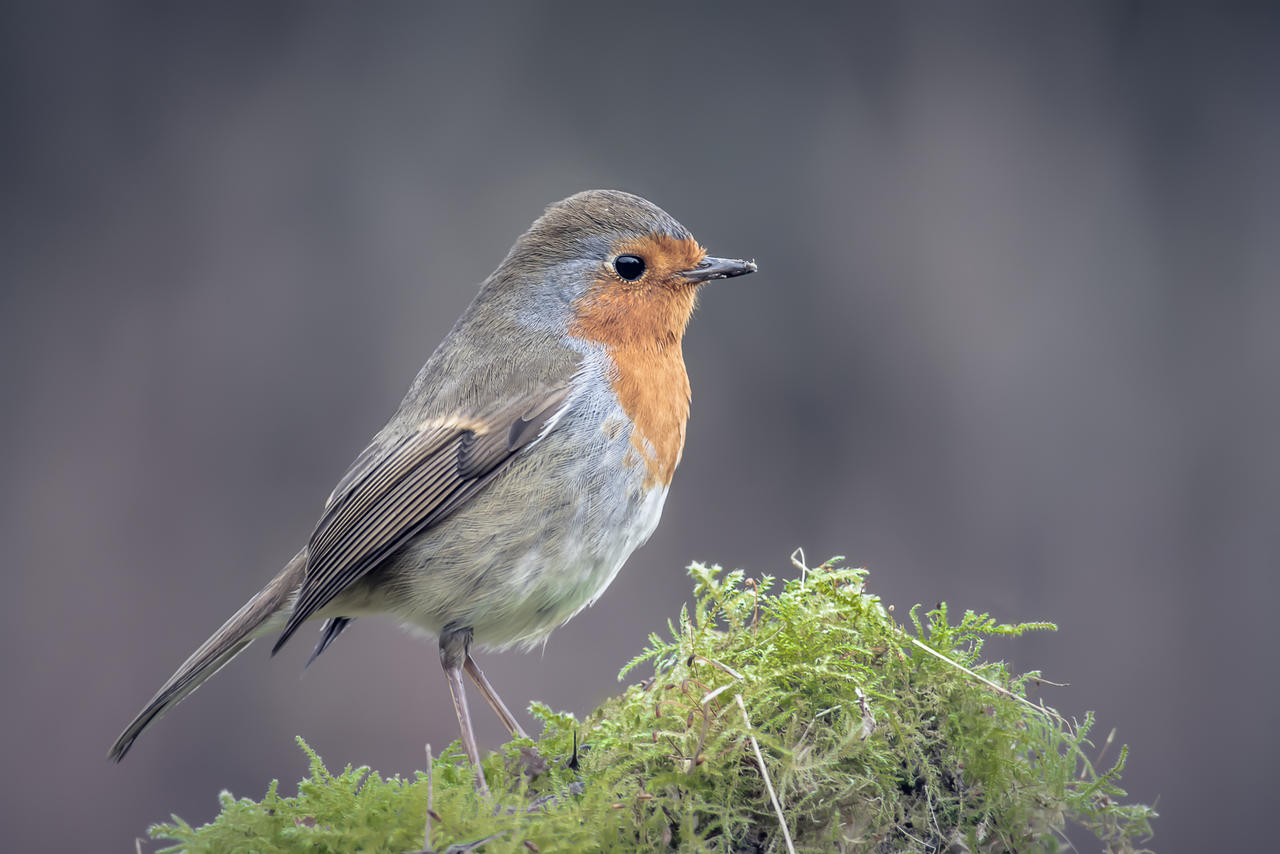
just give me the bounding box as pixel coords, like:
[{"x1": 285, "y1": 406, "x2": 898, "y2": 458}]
[{"x1": 271, "y1": 384, "x2": 572, "y2": 654}]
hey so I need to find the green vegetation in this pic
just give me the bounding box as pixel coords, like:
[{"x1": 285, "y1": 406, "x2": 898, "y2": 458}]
[{"x1": 151, "y1": 555, "x2": 1155, "y2": 853}]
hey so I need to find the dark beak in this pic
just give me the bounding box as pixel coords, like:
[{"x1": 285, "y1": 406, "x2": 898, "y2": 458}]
[{"x1": 680, "y1": 256, "x2": 757, "y2": 283}]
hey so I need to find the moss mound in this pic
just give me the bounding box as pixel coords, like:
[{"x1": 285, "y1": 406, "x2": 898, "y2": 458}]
[{"x1": 151, "y1": 555, "x2": 1155, "y2": 853}]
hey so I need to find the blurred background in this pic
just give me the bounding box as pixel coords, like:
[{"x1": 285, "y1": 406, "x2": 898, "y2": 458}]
[{"x1": 3, "y1": 3, "x2": 1276, "y2": 851}]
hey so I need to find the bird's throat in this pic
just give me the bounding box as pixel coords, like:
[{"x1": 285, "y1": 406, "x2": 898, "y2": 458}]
[{"x1": 570, "y1": 285, "x2": 696, "y2": 488}]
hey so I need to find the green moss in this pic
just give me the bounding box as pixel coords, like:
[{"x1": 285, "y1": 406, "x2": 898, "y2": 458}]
[{"x1": 150, "y1": 555, "x2": 1156, "y2": 853}]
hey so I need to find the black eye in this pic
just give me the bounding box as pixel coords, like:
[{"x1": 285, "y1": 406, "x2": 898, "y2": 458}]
[{"x1": 613, "y1": 254, "x2": 645, "y2": 281}]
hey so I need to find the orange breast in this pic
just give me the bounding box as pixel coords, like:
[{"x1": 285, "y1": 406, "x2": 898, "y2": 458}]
[
  {"x1": 607, "y1": 337, "x2": 691, "y2": 488},
  {"x1": 568, "y1": 234, "x2": 704, "y2": 488}
]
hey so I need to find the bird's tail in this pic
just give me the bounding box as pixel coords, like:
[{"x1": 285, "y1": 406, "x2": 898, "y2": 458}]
[{"x1": 107, "y1": 550, "x2": 307, "y2": 761}]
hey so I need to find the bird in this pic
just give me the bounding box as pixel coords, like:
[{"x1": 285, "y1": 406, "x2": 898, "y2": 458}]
[{"x1": 107, "y1": 189, "x2": 756, "y2": 793}]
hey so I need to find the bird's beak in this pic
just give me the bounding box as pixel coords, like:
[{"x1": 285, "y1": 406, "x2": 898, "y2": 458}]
[{"x1": 680, "y1": 256, "x2": 758, "y2": 283}]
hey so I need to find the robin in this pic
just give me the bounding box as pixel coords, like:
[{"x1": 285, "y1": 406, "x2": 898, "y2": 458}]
[{"x1": 107, "y1": 189, "x2": 756, "y2": 792}]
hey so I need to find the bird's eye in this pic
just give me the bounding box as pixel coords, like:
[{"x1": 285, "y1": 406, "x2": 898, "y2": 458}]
[{"x1": 613, "y1": 255, "x2": 645, "y2": 281}]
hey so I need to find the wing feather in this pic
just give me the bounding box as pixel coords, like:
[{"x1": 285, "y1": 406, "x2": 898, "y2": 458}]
[
  {"x1": 310, "y1": 427, "x2": 454, "y2": 560},
  {"x1": 272, "y1": 384, "x2": 571, "y2": 654}
]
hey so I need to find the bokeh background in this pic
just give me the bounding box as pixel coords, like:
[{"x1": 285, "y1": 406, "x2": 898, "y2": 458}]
[{"x1": 4, "y1": 3, "x2": 1277, "y2": 851}]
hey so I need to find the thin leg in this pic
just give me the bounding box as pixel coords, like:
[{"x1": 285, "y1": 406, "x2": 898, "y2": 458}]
[
  {"x1": 464, "y1": 653, "x2": 529, "y2": 740},
  {"x1": 440, "y1": 626, "x2": 488, "y2": 794}
]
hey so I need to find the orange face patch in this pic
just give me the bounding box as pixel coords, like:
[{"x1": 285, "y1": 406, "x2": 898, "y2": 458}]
[
  {"x1": 612, "y1": 234, "x2": 707, "y2": 283},
  {"x1": 569, "y1": 233, "x2": 707, "y2": 488}
]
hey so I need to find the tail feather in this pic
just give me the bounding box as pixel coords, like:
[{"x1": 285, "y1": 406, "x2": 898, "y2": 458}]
[{"x1": 107, "y1": 550, "x2": 306, "y2": 761}]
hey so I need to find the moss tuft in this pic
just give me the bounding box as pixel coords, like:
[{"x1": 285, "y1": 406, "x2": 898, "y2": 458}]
[{"x1": 151, "y1": 555, "x2": 1156, "y2": 853}]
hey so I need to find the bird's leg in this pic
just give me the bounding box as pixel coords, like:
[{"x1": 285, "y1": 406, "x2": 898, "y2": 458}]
[
  {"x1": 463, "y1": 653, "x2": 529, "y2": 740},
  {"x1": 439, "y1": 625, "x2": 487, "y2": 795}
]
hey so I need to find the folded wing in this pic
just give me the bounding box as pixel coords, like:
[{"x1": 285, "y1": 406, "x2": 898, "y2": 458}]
[{"x1": 272, "y1": 385, "x2": 571, "y2": 654}]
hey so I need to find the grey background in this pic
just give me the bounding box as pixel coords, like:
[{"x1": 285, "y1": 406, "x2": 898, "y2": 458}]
[{"x1": 3, "y1": 3, "x2": 1276, "y2": 851}]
